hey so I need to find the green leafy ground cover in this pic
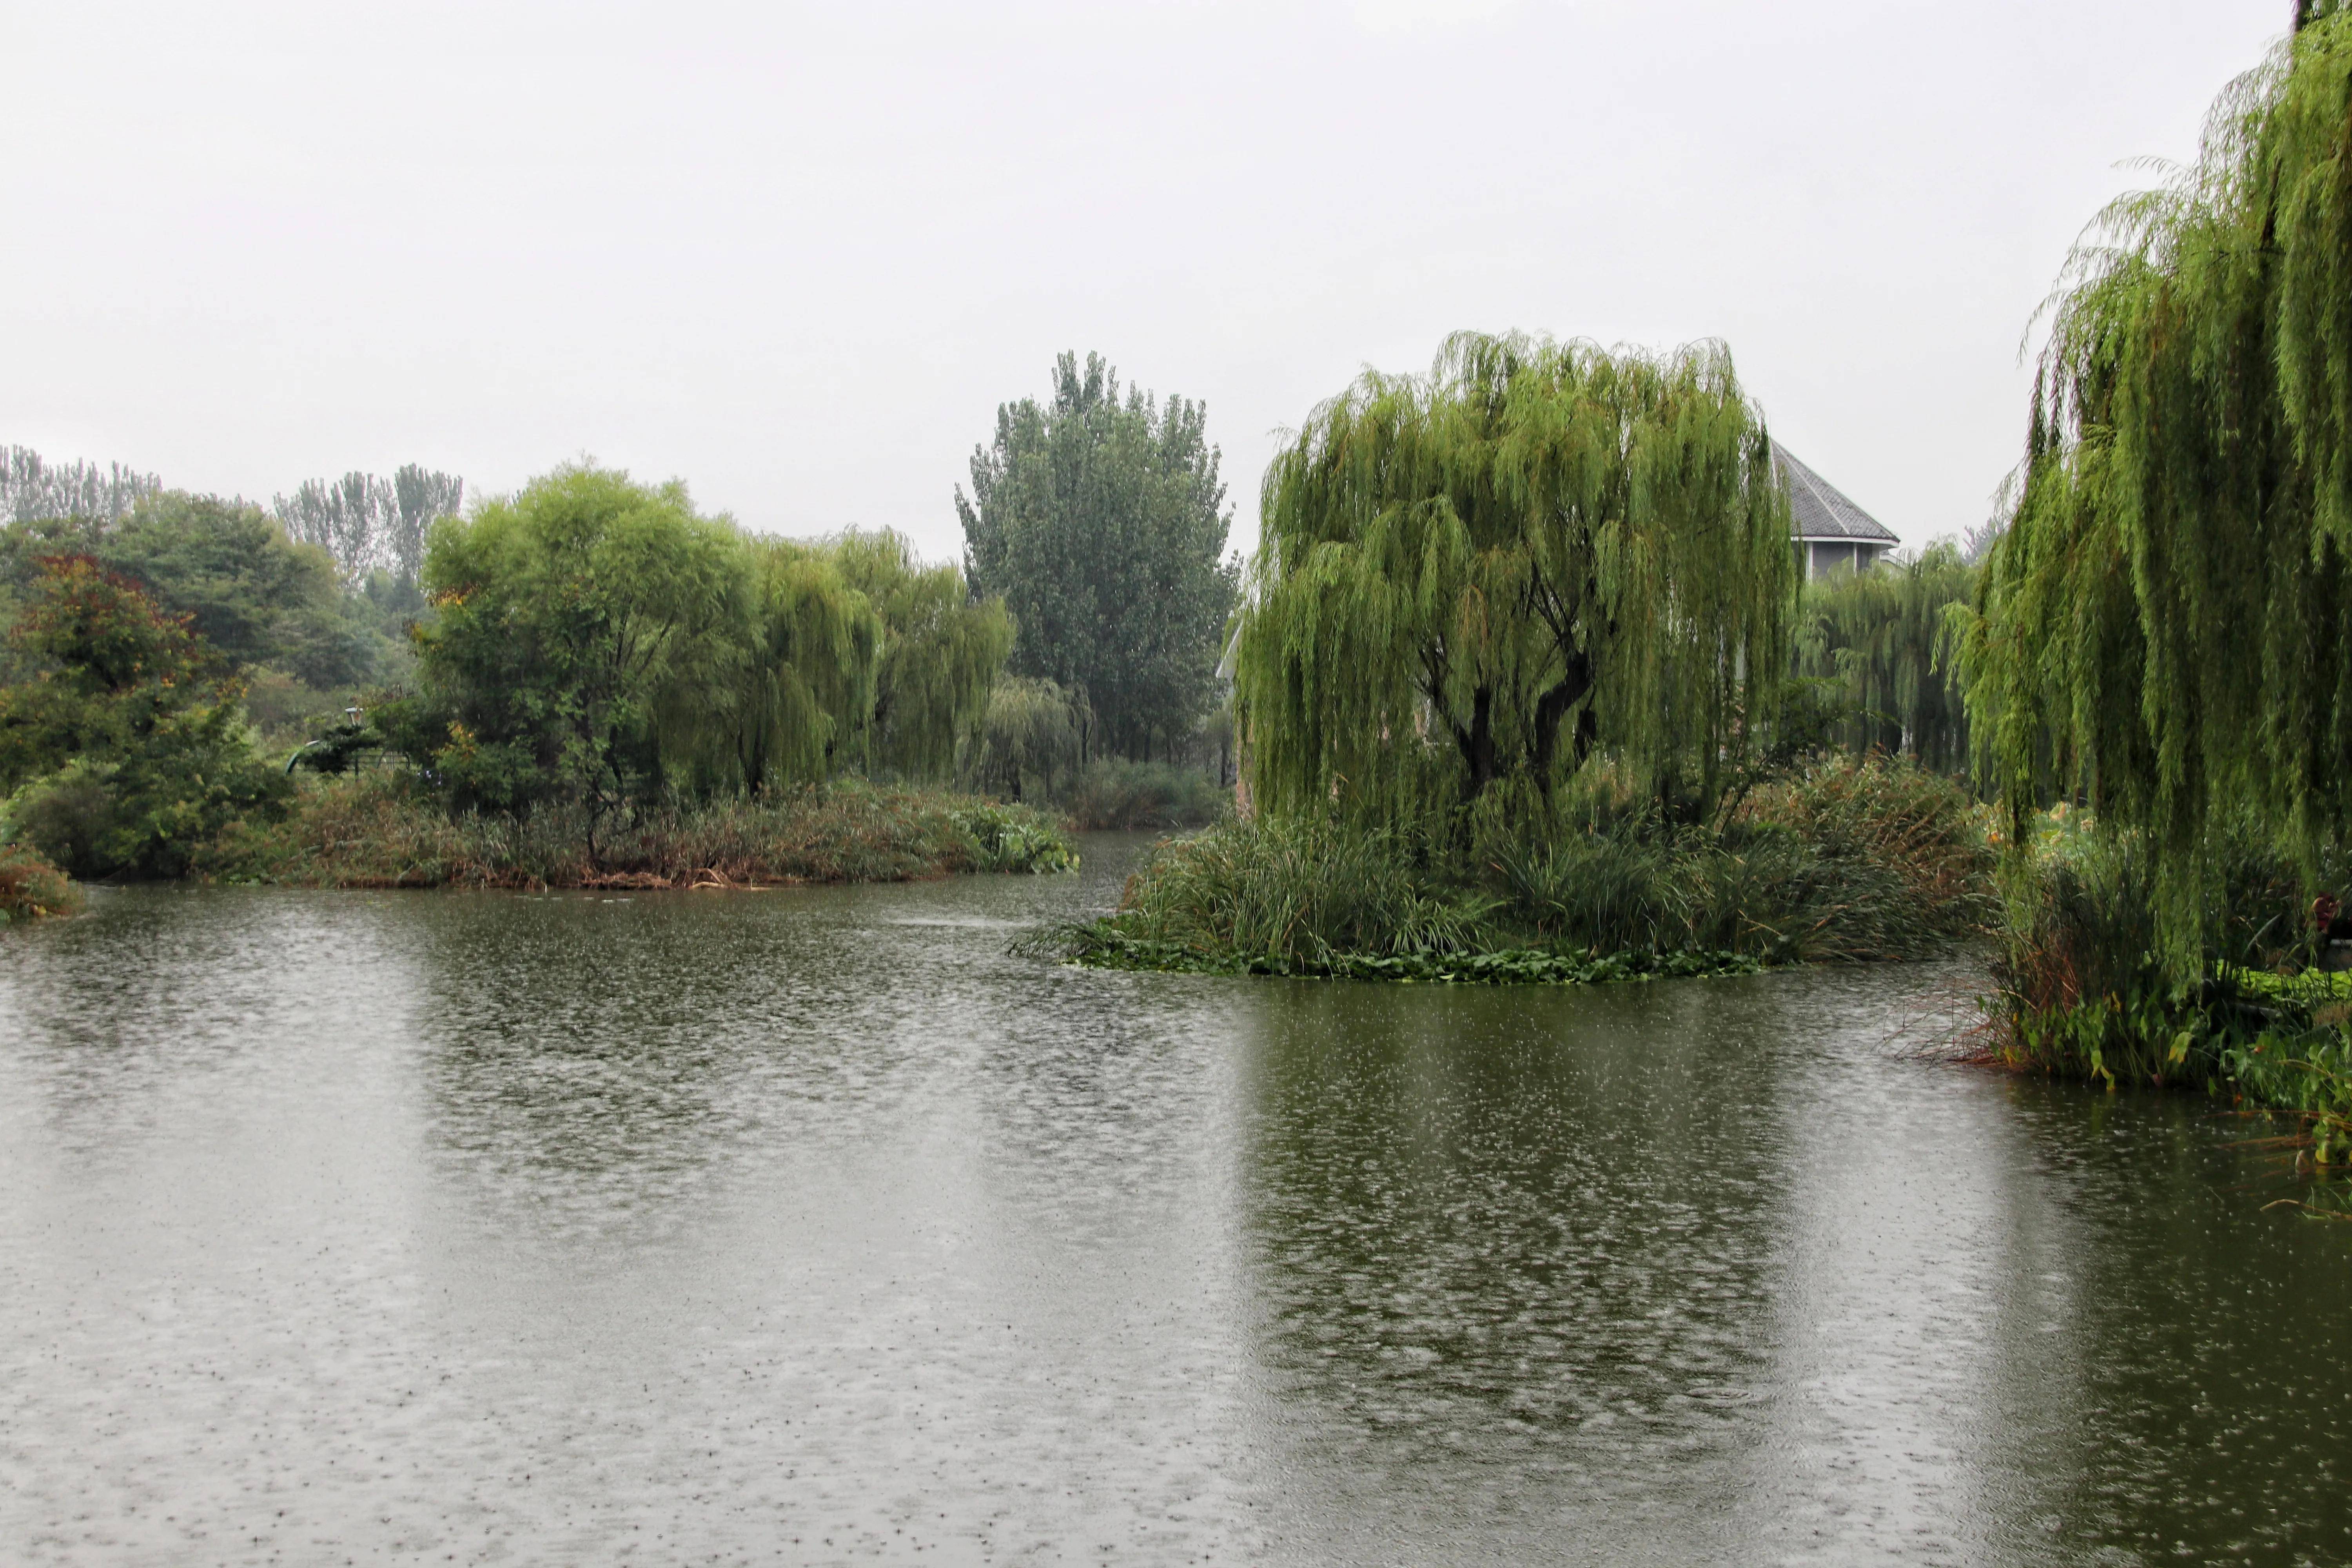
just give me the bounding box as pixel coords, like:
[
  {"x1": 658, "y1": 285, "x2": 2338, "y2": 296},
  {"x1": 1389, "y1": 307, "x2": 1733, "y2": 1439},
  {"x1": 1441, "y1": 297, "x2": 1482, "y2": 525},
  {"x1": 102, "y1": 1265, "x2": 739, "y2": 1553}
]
[{"x1": 1061, "y1": 925, "x2": 1762, "y2": 985}]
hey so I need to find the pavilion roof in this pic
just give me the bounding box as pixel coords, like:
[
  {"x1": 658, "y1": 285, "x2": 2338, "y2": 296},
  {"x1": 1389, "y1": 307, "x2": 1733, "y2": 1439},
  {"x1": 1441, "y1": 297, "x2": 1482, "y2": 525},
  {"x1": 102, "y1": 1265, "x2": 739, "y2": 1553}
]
[{"x1": 1773, "y1": 441, "x2": 1898, "y2": 544}]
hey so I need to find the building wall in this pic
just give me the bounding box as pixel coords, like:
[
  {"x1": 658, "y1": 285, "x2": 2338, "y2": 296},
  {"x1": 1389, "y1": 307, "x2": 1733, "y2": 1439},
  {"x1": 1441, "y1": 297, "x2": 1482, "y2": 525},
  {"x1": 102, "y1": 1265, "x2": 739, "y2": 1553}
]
[{"x1": 1800, "y1": 540, "x2": 1890, "y2": 580}]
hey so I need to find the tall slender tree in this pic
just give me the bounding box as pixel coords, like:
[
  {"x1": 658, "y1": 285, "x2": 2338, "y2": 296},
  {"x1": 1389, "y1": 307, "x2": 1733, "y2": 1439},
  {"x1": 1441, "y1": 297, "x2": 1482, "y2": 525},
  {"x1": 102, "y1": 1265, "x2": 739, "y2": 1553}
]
[
  {"x1": 0, "y1": 447, "x2": 160, "y2": 525},
  {"x1": 957, "y1": 352, "x2": 1237, "y2": 760}
]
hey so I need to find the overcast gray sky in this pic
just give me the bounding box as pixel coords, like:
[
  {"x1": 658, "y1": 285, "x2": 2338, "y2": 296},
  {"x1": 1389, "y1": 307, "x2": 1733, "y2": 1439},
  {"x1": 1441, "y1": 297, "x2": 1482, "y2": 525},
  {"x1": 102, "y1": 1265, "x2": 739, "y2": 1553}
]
[{"x1": 3, "y1": 0, "x2": 2287, "y2": 562}]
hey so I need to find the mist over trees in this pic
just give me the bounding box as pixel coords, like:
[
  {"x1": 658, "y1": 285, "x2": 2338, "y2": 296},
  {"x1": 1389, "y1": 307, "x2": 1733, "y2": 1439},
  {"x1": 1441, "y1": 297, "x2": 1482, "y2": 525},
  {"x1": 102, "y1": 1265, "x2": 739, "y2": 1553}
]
[
  {"x1": 274, "y1": 465, "x2": 464, "y2": 587},
  {"x1": 2, "y1": 447, "x2": 161, "y2": 525},
  {"x1": 958, "y1": 352, "x2": 1238, "y2": 762}
]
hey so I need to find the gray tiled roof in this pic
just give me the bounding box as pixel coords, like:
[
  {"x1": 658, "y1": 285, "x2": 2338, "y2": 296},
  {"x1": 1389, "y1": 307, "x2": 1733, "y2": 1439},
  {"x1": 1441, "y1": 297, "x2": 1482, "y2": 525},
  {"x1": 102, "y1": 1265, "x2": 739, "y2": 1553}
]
[{"x1": 1773, "y1": 441, "x2": 1898, "y2": 544}]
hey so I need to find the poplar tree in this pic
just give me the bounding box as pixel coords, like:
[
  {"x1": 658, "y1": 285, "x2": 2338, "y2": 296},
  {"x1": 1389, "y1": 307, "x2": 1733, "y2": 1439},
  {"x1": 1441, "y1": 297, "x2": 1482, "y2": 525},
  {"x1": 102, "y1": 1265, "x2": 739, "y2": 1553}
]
[
  {"x1": 275, "y1": 465, "x2": 464, "y2": 586},
  {"x1": 1235, "y1": 332, "x2": 1793, "y2": 835},
  {"x1": 1961, "y1": 8, "x2": 2352, "y2": 970},
  {"x1": 957, "y1": 353, "x2": 1237, "y2": 760}
]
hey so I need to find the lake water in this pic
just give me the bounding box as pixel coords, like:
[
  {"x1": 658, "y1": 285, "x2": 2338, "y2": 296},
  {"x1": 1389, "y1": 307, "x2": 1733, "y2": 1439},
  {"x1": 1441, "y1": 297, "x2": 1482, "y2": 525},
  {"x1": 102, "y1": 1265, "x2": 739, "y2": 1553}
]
[{"x1": 4, "y1": 835, "x2": 2349, "y2": 1566}]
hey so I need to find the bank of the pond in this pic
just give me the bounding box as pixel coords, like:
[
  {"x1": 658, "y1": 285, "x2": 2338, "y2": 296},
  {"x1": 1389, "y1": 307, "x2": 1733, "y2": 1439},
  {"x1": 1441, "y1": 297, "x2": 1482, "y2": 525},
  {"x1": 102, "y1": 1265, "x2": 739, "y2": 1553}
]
[
  {"x1": 193, "y1": 772, "x2": 1076, "y2": 889},
  {"x1": 1051, "y1": 755, "x2": 1994, "y2": 988},
  {"x1": 1060, "y1": 925, "x2": 1766, "y2": 984}
]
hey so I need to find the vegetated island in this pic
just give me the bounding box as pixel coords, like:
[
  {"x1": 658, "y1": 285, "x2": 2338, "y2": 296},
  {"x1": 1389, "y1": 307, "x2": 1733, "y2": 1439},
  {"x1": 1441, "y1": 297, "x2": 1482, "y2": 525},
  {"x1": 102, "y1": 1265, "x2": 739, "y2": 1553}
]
[{"x1": 1048, "y1": 332, "x2": 1994, "y2": 989}]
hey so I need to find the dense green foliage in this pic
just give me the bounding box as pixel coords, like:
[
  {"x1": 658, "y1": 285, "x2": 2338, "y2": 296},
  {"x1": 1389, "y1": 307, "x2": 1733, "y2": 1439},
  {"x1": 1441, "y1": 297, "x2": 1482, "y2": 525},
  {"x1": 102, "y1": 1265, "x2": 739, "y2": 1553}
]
[
  {"x1": 1063, "y1": 758, "x2": 1229, "y2": 831},
  {"x1": 396, "y1": 466, "x2": 744, "y2": 827},
  {"x1": 390, "y1": 466, "x2": 1020, "y2": 858},
  {"x1": 958, "y1": 352, "x2": 1238, "y2": 761},
  {"x1": 1794, "y1": 543, "x2": 1974, "y2": 773},
  {"x1": 1236, "y1": 332, "x2": 1793, "y2": 840},
  {"x1": 832, "y1": 528, "x2": 1014, "y2": 780},
  {"x1": 965, "y1": 675, "x2": 1090, "y2": 802},
  {"x1": 1962, "y1": 14, "x2": 2352, "y2": 976},
  {"x1": 1058, "y1": 755, "x2": 1991, "y2": 980},
  {"x1": 0, "y1": 454, "x2": 1061, "y2": 890},
  {"x1": 0, "y1": 557, "x2": 285, "y2": 878},
  {"x1": 1977, "y1": 808, "x2": 2352, "y2": 1156}
]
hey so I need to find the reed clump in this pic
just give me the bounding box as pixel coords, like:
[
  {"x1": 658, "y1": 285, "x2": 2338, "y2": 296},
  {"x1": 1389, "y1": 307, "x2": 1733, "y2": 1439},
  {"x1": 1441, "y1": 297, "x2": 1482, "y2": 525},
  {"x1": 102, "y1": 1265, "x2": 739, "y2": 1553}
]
[
  {"x1": 200, "y1": 772, "x2": 1075, "y2": 889},
  {"x1": 1052, "y1": 753, "x2": 1993, "y2": 984}
]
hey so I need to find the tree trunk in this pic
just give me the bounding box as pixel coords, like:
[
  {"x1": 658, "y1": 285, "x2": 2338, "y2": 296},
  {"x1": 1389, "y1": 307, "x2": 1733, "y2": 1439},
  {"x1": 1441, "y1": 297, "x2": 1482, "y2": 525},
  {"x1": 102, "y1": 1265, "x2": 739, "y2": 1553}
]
[
  {"x1": 1455, "y1": 686, "x2": 1498, "y2": 804},
  {"x1": 1528, "y1": 648, "x2": 1599, "y2": 792}
]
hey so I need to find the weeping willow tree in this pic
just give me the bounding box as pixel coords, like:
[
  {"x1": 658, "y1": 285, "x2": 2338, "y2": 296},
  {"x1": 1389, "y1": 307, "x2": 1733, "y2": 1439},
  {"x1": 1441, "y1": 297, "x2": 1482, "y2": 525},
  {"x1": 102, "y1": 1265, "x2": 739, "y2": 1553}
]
[
  {"x1": 829, "y1": 528, "x2": 1012, "y2": 780},
  {"x1": 666, "y1": 537, "x2": 881, "y2": 795},
  {"x1": 965, "y1": 675, "x2": 1090, "y2": 801},
  {"x1": 1795, "y1": 543, "x2": 1975, "y2": 774},
  {"x1": 1961, "y1": 8, "x2": 2352, "y2": 973},
  {"x1": 1234, "y1": 332, "x2": 1793, "y2": 837}
]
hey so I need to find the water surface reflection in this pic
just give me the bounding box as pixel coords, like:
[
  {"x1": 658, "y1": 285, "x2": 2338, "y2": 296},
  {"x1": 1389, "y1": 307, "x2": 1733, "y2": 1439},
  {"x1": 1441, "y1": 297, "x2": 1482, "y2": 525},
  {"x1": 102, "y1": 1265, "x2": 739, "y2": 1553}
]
[{"x1": 2, "y1": 841, "x2": 2349, "y2": 1564}]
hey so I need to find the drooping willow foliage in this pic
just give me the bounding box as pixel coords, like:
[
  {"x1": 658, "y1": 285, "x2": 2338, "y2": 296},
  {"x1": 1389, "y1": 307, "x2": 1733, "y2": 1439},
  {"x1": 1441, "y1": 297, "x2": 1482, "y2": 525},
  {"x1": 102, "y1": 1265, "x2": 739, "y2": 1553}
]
[
  {"x1": 965, "y1": 675, "x2": 1091, "y2": 802},
  {"x1": 1235, "y1": 332, "x2": 1793, "y2": 838},
  {"x1": 1961, "y1": 9, "x2": 2352, "y2": 971},
  {"x1": 831, "y1": 528, "x2": 1013, "y2": 781},
  {"x1": 1795, "y1": 543, "x2": 1975, "y2": 774},
  {"x1": 670, "y1": 536, "x2": 882, "y2": 796}
]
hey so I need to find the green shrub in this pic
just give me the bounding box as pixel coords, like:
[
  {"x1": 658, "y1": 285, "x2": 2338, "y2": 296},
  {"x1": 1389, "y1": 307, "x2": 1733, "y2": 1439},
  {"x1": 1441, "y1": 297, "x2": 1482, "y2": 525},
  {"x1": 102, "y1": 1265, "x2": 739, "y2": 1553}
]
[
  {"x1": 0, "y1": 839, "x2": 78, "y2": 923},
  {"x1": 11, "y1": 732, "x2": 288, "y2": 881},
  {"x1": 0, "y1": 554, "x2": 289, "y2": 879},
  {"x1": 1979, "y1": 815, "x2": 2348, "y2": 1097}
]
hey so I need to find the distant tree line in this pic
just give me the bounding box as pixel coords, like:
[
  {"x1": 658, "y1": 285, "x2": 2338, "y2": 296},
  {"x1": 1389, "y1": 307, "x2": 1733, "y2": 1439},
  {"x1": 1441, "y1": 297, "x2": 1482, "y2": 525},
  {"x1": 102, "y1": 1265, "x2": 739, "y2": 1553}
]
[
  {"x1": 275, "y1": 466, "x2": 464, "y2": 588},
  {"x1": 0, "y1": 354, "x2": 1258, "y2": 878},
  {"x1": 2, "y1": 446, "x2": 162, "y2": 526}
]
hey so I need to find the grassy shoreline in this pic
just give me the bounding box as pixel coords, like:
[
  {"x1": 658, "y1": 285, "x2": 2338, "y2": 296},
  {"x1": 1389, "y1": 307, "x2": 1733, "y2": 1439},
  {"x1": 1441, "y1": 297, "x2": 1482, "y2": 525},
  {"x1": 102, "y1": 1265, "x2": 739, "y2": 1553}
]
[
  {"x1": 1055, "y1": 922, "x2": 1767, "y2": 984},
  {"x1": 192, "y1": 772, "x2": 1076, "y2": 890},
  {"x1": 1046, "y1": 755, "x2": 1995, "y2": 989}
]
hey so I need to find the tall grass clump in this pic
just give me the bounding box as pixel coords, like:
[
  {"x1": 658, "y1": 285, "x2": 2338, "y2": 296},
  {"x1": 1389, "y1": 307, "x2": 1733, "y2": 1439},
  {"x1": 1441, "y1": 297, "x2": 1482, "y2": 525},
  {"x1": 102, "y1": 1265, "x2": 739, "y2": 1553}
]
[{"x1": 1057, "y1": 754, "x2": 1992, "y2": 984}]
